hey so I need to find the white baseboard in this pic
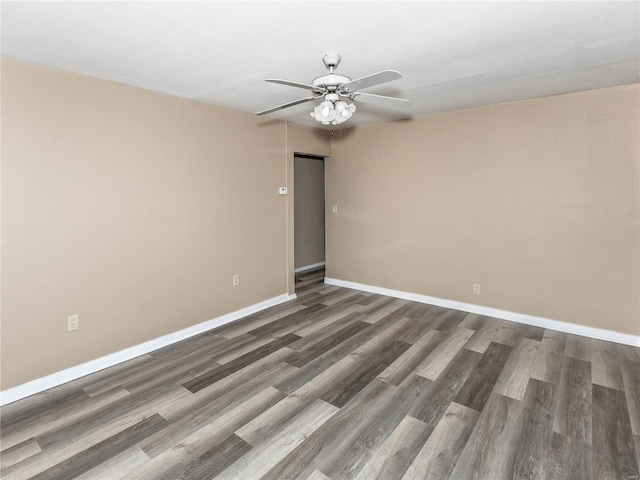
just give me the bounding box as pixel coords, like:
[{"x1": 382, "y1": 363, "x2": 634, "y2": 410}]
[
  {"x1": 294, "y1": 262, "x2": 326, "y2": 274},
  {"x1": 324, "y1": 277, "x2": 640, "y2": 347},
  {"x1": 0, "y1": 292, "x2": 297, "y2": 407}
]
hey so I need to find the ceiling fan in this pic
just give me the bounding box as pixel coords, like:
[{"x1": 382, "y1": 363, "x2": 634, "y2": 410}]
[{"x1": 257, "y1": 53, "x2": 410, "y2": 125}]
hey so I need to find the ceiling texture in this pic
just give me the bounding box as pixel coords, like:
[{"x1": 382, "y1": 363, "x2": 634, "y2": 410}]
[{"x1": 2, "y1": 1, "x2": 639, "y2": 129}]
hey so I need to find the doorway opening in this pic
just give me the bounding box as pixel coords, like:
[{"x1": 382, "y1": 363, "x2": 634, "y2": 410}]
[{"x1": 293, "y1": 154, "x2": 326, "y2": 292}]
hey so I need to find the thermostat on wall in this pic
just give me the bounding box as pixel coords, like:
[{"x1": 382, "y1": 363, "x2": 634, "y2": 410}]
[{"x1": 279, "y1": 187, "x2": 288, "y2": 195}]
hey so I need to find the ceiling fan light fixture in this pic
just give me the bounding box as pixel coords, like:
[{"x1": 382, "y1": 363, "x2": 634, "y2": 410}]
[
  {"x1": 333, "y1": 101, "x2": 356, "y2": 124},
  {"x1": 310, "y1": 100, "x2": 337, "y2": 125},
  {"x1": 310, "y1": 97, "x2": 356, "y2": 126}
]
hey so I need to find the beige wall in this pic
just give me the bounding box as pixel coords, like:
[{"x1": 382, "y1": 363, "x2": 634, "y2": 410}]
[
  {"x1": 294, "y1": 156, "x2": 325, "y2": 269},
  {"x1": 0, "y1": 58, "x2": 330, "y2": 389},
  {"x1": 327, "y1": 85, "x2": 640, "y2": 336}
]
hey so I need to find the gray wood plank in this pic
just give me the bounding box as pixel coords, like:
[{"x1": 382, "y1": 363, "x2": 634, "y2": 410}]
[
  {"x1": 402, "y1": 402, "x2": 479, "y2": 480},
  {"x1": 239, "y1": 334, "x2": 413, "y2": 448},
  {"x1": 415, "y1": 327, "x2": 475, "y2": 380},
  {"x1": 182, "y1": 333, "x2": 300, "y2": 393},
  {"x1": 1, "y1": 386, "x2": 131, "y2": 451},
  {"x1": 14, "y1": 414, "x2": 167, "y2": 480},
  {"x1": 75, "y1": 354, "x2": 156, "y2": 396},
  {"x1": 591, "y1": 338, "x2": 625, "y2": 391},
  {"x1": 2, "y1": 385, "x2": 188, "y2": 479},
  {"x1": 139, "y1": 361, "x2": 296, "y2": 457},
  {"x1": 240, "y1": 337, "x2": 410, "y2": 446},
  {"x1": 245, "y1": 304, "x2": 324, "y2": 337},
  {"x1": 396, "y1": 302, "x2": 435, "y2": 322},
  {"x1": 377, "y1": 328, "x2": 444, "y2": 386},
  {"x1": 307, "y1": 375, "x2": 432, "y2": 480},
  {"x1": 259, "y1": 378, "x2": 400, "y2": 480},
  {"x1": 458, "y1": 312, "x2": 496, "y2": 330},
  {"x1": 215, "y1": 398, "x2": 338, "y2": 480},
  {"x1": 354, "y1": 415, "x2": 429, "y2": 480},
  {"x1": 292, "y1": 304, "x2": 365, "y2": 337},
  {"x1": 124, "y1": 356, "x2": 222, "y2": 395},
  {"x1": 275, "y1": 317, "x2": 411, "y2": 395},
  {"x1": 74, "y1": 447, "x2": 150, "y2": 480},
  {"x1": 545, "y1": 431, "x2": 593, "y2": 480},
  {"x1": 210, "y1": 334, "x2": 273, "y2": 364},
  {"x1": 288, "y1": 310, "x2": 365, "y2": 350},
  {"x1": 618, "y1": 344, "x2": 640, "y2": 437},
  {"x1": 592, "y1": 384, "x2": 639, "y2": 479},
  {"x1": 635, "y1": 434, "x2": 640, "y2": 474},
  {"x1": 494, "y1": 337, "x2": 541, "y2": 401},
  {"x1": 553, "y1": 356, "x2": 592, "y2": 445},
  {"x1": 218, "y1": 304, "x2": 308, "y2": 339},
  {"x1": 320, "y1": 339, "x2": 411, "y2": 408},
  {"x1": 286, "y1": 319, "x2": 370, "y2": 367},
  {"x1": 564, "y1": 335, "x2": 591, "y2": 362},
  {"x1": 160, "y1": 350, "x2": 297, "y2": 422},
  {"x1": 320, "y1": 289, "x2": 365, "y2": 306},
  {"x1": 454, "y1": 341, "x2": 513, "y2": 411},
  {"x1": 511, "y1": 322, "x2": 545, "y2": 342},
  {"x1": 512, "y1": 379, "x2": 557, "y2": 480},
  {"x1": 131, "y1": 387, "x2": 285, "y2": 478},
  {"x1": 391, "y1": 317, "x2": 427, "y2": 344},
  {"x1": 360, "y1": 298, "x2": 409, "y2": 324},
  {"x1": 305, "y1": 470, "x2": 332, "y2": 480},
  {"x1": 425, "y1": 308, "x2": 468, "y2": 334},
  {"x1": 463, "y1": 318, "x2": 523, "y2": 353},
  {"x1": 0, "y1": 438, "x2": 41, "y2": 469},
  {"x1": 450, "y1": 392, "x2": 525, "y2": 479},
  {"x1": 83, "y1": 335, "x2": 224, "y2": 395},
  {"x1": 409, "y1": 348, "x2": 481, "y2": 428},
  {"x1": 33, "y1": 384, "x2": 186, "y2": 452},
  {"x1": 531, "y1": 329, "x2": 567, "y2": 385},
  {"x1": 235, "y1": 395, "x2": 311, "y2": 447},
  {"x1": 172, "y1": 434, "x2": 252, "y2": 480}
]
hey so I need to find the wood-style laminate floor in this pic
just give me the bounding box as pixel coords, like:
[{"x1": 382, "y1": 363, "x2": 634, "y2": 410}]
[{"x1": 2, "y1": 267, "x2": 639, "y2": 479}]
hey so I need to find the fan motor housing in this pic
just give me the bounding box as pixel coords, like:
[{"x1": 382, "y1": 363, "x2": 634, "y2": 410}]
[{"x1": 312, "y1": 74, "x2": 351, "y2": 89}]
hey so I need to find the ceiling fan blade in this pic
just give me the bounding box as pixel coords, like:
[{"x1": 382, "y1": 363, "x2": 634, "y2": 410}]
[
  {"x1": 257, "y1": 96, "x2": 320, "y2": 115},
  {"x1": 266, "y1": 79, "x2": 324, "y2": 93},
  {"x1": 354, "y1": 92, "x2": 411, "y2": 109},
  {"x1": 340, "y1": 70, "x2": 402, "y2": 93}
]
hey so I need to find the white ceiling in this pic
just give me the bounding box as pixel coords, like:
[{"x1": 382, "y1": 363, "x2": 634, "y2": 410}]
[{"x1": 2, "y1": 1, "x2": 639, "y2": 129}]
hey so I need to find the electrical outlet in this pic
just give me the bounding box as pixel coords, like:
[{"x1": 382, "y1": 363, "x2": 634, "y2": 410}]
[
  {"x1": 233, "y1": 274, "x2": 240, "y2": 287},
  {"x1": 68, "y1": 314, "x2": 79, "y2": 331},
  {"x1": 332, "y1": 205, "x2": 338, "y2": 214},
  {"x1": 473, "y1": 284, "x2": 481, "y2": 295}
]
